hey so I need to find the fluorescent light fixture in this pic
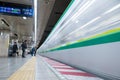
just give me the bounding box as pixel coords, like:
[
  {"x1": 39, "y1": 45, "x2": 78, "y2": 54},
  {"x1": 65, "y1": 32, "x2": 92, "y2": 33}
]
[
  {"x1": 34, "y1": 0, "x2": 37, "y2": 44},
  {"x1": 103, "y1": 4, "x2": 120, "y2": 15},
  {"x1": 23, "y1": 16, "x2": 27, "y2": 19},
  {"x1": 1, "y1": 21, "x2": 4, "y2": 24}
]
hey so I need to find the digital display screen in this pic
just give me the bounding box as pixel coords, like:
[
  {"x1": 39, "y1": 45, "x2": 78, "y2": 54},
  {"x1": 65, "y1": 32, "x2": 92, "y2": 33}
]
[
  {"x1": 22, "y1": 8, "x2": 33, "y2": 16},
  {"x1": 0, "y1": 6, "x2": 21, "y2": 14},
  {"x1": 0, "y1": 1, "x2": 33, "y2": 17}
]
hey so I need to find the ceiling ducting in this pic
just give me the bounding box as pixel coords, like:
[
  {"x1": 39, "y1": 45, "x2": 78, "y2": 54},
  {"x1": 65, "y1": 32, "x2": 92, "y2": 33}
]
[{"x1": 1, "y1": 19, "x2": 10, "y2": 27}]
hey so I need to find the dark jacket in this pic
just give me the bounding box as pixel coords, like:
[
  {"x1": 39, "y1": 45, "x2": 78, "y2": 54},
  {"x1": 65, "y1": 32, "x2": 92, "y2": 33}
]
[
  {"x1": 21, "y1": 42, "x2": 27, "y2": 50},
  {"x1": 13, "y1": 44, "x2": 18, "y2": 53}
]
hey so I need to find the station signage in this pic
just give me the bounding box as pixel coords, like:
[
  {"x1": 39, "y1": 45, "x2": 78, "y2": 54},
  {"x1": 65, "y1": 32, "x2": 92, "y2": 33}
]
[{"x1": 0, "y1": 1, "x2": 33, "y2": 17}]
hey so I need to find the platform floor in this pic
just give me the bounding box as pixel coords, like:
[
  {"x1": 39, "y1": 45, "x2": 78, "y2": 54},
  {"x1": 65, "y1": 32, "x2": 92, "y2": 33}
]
[{"x1": 0, "y1": 54, "x2": 104, "y2": 80}]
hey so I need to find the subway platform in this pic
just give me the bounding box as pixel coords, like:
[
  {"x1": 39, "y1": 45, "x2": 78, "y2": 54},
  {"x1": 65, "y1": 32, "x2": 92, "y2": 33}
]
[{"x1": 0, "y1": 54, "x2": 104, "y2": 80}]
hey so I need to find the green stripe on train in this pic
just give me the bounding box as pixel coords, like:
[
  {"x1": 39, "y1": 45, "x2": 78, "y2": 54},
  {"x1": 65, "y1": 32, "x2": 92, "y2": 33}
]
[
  {"x1": 77, "y1": 27, "x2": 120, "y2": 43},
  {"x1": 48, "y1": 28, "x2": 120, "y2": 51}
]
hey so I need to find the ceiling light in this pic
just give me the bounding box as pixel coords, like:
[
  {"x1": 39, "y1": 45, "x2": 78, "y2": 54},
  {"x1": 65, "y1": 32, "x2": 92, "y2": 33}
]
[
  {"x1": 23, "y1": 17, "x2": 27, "y2": 19},
  {"x1": 34, "y1": 0, "x2": 38, "y2": 44}
]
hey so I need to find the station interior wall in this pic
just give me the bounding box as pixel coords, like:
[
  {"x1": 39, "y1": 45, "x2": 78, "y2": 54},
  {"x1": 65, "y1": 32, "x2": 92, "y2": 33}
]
[{"x1": 0, "y1": 34, "x2": 9, "y2": 57}]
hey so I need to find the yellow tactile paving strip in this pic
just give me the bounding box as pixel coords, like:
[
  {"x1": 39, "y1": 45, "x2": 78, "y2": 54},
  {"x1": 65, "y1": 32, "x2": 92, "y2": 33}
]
[{"x1": 7, "y1": 57, "x2": 36, "y2": 80}]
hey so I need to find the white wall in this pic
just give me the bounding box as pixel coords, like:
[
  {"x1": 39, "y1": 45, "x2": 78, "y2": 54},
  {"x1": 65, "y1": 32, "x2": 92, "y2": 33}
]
[{"x1": 0, "y1": 34, "x2": 9, "y2": 57}]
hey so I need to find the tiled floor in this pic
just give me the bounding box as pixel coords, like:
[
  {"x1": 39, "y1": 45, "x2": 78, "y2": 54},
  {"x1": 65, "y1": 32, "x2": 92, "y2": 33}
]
[
  {"x1": 8, "y1": 57, "x2": 36, "y2": 80},
  {"x1": 0, "y1": 54, "x2": 104, "y2": 80},
  {"x1": 0, "y1": 54, "x2": 60, "y2": 80},
  {"x1": 0, "y1": 55, "x2": 31, "y2": 80}
]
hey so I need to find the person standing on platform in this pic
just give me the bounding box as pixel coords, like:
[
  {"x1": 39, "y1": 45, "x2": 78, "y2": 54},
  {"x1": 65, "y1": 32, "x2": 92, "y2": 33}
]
[
  {"x1": 31, "y1": 46, "x2": 36, "y2": 56},
  {"x1": 21, "y1": 40, "x2": 27, "y2": 58},
  {"x1": 12, "y1": 42, "x2": 18, "y2": 56}
]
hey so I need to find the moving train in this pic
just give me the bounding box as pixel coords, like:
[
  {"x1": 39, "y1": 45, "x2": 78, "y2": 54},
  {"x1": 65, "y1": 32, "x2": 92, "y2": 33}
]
[{"x1": 38, "y1": 0, "x2": 120, "y2": 79}]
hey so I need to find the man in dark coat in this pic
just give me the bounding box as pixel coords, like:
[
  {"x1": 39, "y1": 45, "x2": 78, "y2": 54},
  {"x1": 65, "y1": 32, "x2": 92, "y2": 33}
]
[
  {"x1": 21, "y1": 40, "x2": 27, "y2": 58},
  {"x1": 13, "y1": 42, "x2": 18, "y2": 56}
]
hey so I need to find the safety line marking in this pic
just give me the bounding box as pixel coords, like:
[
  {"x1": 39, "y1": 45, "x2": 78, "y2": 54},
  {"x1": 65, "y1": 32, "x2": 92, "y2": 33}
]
[
  {"x1": 59, "y1": 71, "x2": 95, "y2": 77},
  {"x1": 42, "y1": 57, "x2": 103, "y2": 80},
  {"x1": 7, "y1": 57, "x2": 36, "y2": 80}
]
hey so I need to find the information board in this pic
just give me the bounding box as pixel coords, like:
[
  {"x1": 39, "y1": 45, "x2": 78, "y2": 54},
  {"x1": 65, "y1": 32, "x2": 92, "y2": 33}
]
[{"x1": 0, "y1": 1, "x2": 33, "y2": 17}]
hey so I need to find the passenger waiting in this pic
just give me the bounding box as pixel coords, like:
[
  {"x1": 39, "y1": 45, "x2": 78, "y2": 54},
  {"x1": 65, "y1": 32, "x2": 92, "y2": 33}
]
[
  {"x1": 12, "y1": 42, "x2": 18, "y2": 56},
  {"x1": 31, "y1": 46, "x2": 36, "y2": 56},
  {"x1": 21, "y1": 40, "x2": 27, "y2": 58}
]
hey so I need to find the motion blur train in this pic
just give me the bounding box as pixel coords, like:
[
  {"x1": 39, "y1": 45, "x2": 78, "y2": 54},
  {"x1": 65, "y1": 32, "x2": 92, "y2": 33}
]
[{"x1": 38, "y1": 0, "x2": 120, "y2": 79}]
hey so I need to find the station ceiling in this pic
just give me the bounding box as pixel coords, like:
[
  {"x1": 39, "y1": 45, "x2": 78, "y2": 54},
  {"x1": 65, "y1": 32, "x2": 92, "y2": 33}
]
[{"x1": 0, "y1": 0, "x2": 71, "y2": 48}]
